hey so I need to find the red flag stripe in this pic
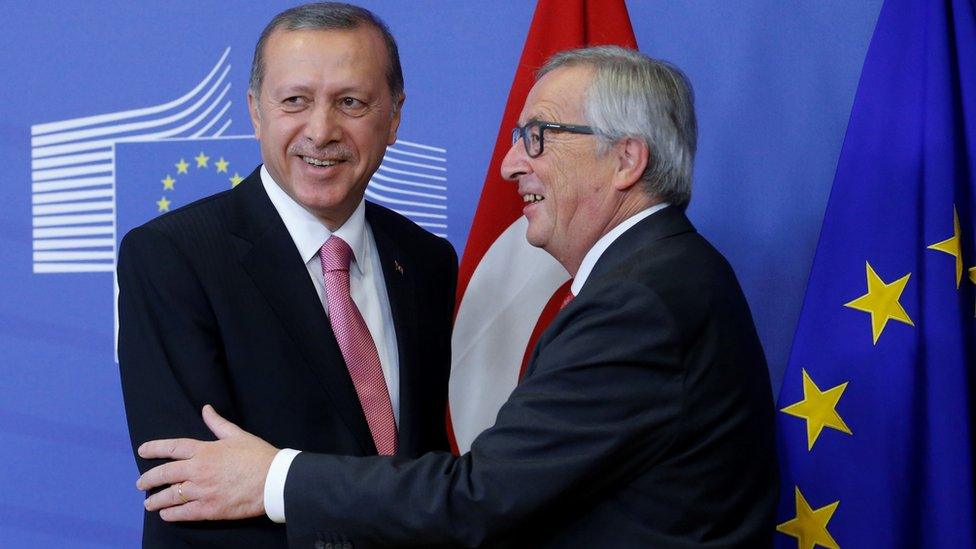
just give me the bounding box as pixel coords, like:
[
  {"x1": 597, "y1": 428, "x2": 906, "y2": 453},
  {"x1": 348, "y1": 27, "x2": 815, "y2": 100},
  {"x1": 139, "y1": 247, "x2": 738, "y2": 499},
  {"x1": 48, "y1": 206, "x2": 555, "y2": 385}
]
[
  {"x1": 455, "y1": 0, "x2": 637, "y2": 303},
  {"x1": 449, "y1": 0, "x2": 638, "y2": 454}
]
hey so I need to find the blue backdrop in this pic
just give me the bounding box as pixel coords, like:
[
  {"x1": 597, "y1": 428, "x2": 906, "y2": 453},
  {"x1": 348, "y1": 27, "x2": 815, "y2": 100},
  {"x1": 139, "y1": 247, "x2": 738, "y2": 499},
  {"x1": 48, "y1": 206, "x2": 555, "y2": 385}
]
[{"x1": 0, "y1": 1, "x2": 882, "y2": 546}]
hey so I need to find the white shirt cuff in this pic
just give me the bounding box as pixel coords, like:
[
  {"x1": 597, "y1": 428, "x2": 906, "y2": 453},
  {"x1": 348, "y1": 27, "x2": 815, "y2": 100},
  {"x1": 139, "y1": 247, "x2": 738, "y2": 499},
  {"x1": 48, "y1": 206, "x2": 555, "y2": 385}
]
[{"x1": 264, "y1": 448, "x2": 301, "y2": 523}]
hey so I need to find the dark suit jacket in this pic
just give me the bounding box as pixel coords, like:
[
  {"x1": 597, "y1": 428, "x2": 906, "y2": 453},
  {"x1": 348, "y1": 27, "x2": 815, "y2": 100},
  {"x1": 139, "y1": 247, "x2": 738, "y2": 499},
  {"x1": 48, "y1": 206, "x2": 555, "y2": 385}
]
[
  {"x1": 117, "y1": 167, "x2": 457, "y2": 548},
  {"x1": 283, "y1": 207, "x2": 777, "y2": 548}
]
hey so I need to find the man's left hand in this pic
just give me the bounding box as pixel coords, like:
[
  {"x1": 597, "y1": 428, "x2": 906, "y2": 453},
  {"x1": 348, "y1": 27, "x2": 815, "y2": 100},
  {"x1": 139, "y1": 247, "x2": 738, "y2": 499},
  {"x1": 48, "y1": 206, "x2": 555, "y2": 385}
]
[{"x1": 136, "y1": 405, "x2": 278, "y2": 521}]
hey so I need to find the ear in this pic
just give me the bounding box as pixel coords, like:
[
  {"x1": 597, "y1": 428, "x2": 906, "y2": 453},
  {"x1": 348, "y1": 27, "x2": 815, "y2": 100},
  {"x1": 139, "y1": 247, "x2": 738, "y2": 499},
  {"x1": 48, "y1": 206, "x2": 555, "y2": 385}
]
[
  {"x1": 247, "y1": 89, "x2": 262, "y2": 140},
  {"x1": 611, "y1": 137, "x2": 649, "y2": 192},
  {"x1": 387, "y1": 92, "x2": 406, "y2": 145}
]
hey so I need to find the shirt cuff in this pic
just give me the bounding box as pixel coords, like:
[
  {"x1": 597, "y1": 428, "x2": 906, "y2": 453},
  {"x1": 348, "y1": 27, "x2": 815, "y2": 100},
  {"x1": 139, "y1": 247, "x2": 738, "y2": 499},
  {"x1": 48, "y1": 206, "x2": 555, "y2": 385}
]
[{"x1": 264, "y1": 448, "x2": 301, "y2": 523}]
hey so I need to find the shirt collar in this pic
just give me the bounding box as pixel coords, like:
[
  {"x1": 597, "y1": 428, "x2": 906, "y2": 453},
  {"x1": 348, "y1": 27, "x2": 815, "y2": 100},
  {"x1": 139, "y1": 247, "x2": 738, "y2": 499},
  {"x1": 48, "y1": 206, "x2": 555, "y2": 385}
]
[
  {"x1": 570, "y1": 203, "x2": 670, "y2": 296},
  {"x1": 260, "y1": 165, "x2": 368, "y2": 275}
]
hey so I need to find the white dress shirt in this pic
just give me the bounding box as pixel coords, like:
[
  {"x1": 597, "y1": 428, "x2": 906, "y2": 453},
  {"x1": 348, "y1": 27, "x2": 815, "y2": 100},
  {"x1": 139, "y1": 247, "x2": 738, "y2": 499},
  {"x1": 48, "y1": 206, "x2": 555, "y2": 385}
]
[
  {"x1": 264, "y1": 199, "x2": 670, "y2": 523},
  {"x1": 260, "y1": 166, "x2": 399, "y2": 522},
  {"x1": 570, "y1": 203, "x2": 670, "y2": 297}
]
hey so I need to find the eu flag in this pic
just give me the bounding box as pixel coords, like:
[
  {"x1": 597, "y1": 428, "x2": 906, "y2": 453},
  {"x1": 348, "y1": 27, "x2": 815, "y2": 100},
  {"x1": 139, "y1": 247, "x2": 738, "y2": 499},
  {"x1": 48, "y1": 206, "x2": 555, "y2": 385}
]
[
  {"x1": 115, "y1": 137, "x2": 260, "y2": 242},
  {"x1": 775, "y1": 0, "x2": 975, "y2": 547}
]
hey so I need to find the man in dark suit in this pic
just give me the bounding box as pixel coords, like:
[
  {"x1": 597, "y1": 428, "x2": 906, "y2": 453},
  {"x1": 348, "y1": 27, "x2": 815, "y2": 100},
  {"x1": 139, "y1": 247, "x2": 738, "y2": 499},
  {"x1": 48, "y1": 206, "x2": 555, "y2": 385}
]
[
  {"x1": 136, "y1": 46, "x2": 777, "y2": 547},
  {"x1": 117, "y1": 3, "x2": 456, "y2": 547}
]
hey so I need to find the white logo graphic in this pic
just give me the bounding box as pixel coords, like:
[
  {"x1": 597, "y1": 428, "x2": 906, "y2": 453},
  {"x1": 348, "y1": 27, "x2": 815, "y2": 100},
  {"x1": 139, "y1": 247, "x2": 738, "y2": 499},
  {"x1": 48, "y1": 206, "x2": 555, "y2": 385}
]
[{"x1": 30, "y1": 48, "x2": 448, "y2": 275}]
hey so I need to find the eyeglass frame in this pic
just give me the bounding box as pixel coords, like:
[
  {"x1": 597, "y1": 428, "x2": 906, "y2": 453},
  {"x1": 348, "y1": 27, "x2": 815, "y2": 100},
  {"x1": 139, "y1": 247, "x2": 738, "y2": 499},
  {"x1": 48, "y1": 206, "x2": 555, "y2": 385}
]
[{"x1": 511, "y1": 120, "x2": 595, "y2": 158}]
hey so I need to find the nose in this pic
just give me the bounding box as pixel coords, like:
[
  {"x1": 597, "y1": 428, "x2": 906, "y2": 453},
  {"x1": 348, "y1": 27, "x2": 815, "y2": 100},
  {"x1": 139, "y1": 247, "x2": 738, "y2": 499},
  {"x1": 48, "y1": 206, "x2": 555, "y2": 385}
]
[
  {"x1": 500, "y1": 136, "x2": 529, "y2": 182},
  {"x1": 305, "y1": 102, "x2": 341, "y2": 147}
]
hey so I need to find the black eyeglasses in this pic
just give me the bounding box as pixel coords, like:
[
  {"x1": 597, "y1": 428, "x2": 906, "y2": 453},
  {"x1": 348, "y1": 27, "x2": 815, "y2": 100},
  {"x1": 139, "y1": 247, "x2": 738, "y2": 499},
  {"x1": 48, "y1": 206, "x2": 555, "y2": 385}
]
[{"x1": 511, "y1": 120, "x2": 595, "y2": 158}]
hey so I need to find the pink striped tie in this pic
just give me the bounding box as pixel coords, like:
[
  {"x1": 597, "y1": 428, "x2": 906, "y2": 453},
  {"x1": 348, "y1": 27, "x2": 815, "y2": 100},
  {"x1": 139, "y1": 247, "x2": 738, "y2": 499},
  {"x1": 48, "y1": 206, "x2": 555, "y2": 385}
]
[{"x1": 320, "y1": 236, "x2": 397, "y2": 455}]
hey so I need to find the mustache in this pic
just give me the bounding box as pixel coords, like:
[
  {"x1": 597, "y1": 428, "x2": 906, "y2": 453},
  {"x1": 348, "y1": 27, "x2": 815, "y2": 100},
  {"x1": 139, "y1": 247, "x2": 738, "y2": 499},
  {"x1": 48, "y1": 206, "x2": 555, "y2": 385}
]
[{"x1": 289, "y1": 144, "x2": 355, "y2": 161}]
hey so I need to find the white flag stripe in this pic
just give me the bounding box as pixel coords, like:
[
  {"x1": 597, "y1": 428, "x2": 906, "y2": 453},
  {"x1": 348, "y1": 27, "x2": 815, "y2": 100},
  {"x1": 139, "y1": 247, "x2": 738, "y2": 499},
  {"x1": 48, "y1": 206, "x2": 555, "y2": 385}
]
[
  {"x1": 33, "y1": 213, "x2": 115, "y2": 227},
  {"x1": 32, "y1": 163, "x2": 113, "y2": 182},
  {"x1": 126, "y1": 96, "x2": 233, "y2": 143},
  {"x1": 386, "y1": 210, "x2": 447, "y2": 219},
  {"x1": 31, "y1": 74, "x2": 231, "y2": 147},
  {"x1": 34, "y1": 250, "x2": 116, "y2": 262},
  {"x1": 33, "y1": 188, "x2": 114, "y2": 204},
  {"x1": 34, "y1": 262, "x2": 115, "y2": 274},
  {"x1": 33, "y1": 140, "x2": 118, "y2": 159},
  {"x1": 33, "y1": 200, "x2": 114, "y2": 216},
  {"x1": 29, "y1": 45, "x2": 445, "y2": 274},
  {"x1": 364, "y1": 189, "x2": 446, "y2": 209},
  {"x1": 393, "y1": 139, "x2": 447, "y2": 153},
  {"x1": 39, "y1": 98, "x2": 232, "y2": 153},
  {"x1": 367, "y1": 180, "x2": 445, "y2": 200},
  {"x1": 191, "y1": 101, "x2": 233, "y2": 137},
  {"x1": 415, "y1": 222, "x2": 448, "y2": 229},
  {"x1": 31, "y1": 75, "x2": 231, "y2": 148},
  {"x1": 33, "y1": 238, "x2": 116, "y2": 250},
  {"x1": 385, "y1": 146, "x2": 446, "y2": 162},
  {"x1": 33, "y1": 226, "x2": 114, "y2": 238},
  {"x1": 213, "y1": 118, "x2": 233, "y2": 137},
  {"x1": 380, "y1": 155, "x2": 446, "y2": 171},
  {"x1": 450, "y1": 217, "x2": 570, "y2": 452},
  {"x1": 31, "y1": 130, "x2": 247, "y2": 160},
  {"x1": 31, "y1": 151, "x2": 115, "y2": 171},
  {"x1": 33, "y1": 124, "x2": 239, "y2": 158},
  {"x1": 30, "y1": 50, "x2": 238, "y2": 274},
  {"x1": 370, "y1": 172, "x2": 447, "y2": 191},
  {"x1": 377, "y1": 164, "x2": 447, "y2": 181},
  {"x1": 31, "y1": 48, "x2": 231, "y2": 136},
  {"x1": 110, "y1": 134, "x2": 252, "y2": 142},
  {"x1": 33, "y1": 94, "x2": 230, "y2": 162},
  {"x1": 32, "y1": 176, "x2": 115, "y2": 193}
]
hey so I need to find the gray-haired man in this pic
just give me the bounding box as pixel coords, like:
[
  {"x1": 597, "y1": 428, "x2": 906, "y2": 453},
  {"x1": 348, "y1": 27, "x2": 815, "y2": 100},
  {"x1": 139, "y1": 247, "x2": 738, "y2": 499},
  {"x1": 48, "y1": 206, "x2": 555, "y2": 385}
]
[{"x1": 136, "y1": 46, "x2": 777, "y2": 548}]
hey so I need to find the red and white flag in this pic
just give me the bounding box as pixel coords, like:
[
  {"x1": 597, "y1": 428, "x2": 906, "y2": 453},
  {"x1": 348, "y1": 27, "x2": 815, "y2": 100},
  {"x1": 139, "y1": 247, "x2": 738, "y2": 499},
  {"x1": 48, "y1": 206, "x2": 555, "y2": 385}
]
[{"x1": 448, "y1": 0, "x2": 638, "y2": 453}]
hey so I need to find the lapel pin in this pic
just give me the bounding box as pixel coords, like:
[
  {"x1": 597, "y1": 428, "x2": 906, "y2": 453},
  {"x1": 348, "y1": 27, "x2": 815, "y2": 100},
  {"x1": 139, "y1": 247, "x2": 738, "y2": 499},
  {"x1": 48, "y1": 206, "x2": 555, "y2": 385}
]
[{"x1": 394, "y1": 260, "x2": 404, "y2": 276}]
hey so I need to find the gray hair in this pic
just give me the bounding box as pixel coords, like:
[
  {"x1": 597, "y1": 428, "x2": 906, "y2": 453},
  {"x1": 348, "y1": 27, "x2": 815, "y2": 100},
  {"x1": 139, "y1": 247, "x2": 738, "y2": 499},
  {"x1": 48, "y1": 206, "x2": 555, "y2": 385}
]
[
  {"x1": 539, "y1": 46, "x2": 697, "y2": 208},
  {"x1": 249, "y1": 2, "x2": 404, "y2": 107}
]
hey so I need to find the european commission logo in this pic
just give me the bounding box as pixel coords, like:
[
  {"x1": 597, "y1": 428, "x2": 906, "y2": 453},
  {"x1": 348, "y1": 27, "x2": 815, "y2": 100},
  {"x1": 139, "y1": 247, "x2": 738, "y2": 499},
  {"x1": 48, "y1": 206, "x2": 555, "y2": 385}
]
[{"x1": 29, "y1": 48, "x2": 449, "y2": 275}]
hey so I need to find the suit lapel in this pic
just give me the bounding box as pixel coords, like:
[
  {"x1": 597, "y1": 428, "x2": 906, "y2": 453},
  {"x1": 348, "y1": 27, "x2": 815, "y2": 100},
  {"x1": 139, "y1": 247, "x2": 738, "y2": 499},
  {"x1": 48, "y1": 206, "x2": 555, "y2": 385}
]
[
  {"x1": 587, "y1": 206, "x2": 696, "y2": 282},
  {"x1": 229, "y1": 172, "x2": 375, "y2": 455},
  {"x1": 525, "y1": 207, "x2": 696, "y2": 380},
  {"x1": 366, "y1": 203, "x2": 422, "y2": 456}
]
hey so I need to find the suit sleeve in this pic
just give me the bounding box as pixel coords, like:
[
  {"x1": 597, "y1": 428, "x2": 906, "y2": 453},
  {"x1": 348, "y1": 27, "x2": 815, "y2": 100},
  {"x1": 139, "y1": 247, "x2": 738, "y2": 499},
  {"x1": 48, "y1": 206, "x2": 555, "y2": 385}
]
[
  {"x1": 117, "y1": 226, "x2": 267, "y2": 546},
  {"x1": 283, "y1": 279, "x2": 686, "y2": 547}
]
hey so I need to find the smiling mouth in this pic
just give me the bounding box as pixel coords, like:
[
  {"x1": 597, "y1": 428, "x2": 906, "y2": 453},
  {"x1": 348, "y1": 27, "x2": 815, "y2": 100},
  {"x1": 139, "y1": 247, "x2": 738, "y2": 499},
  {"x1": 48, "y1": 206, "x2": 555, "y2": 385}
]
[
  {"x1": 523, "y1": 194, "x2": 544, "y2": 204},
  {"x1": 302, "y1": 156, "x2": 341, "y2": 167}
]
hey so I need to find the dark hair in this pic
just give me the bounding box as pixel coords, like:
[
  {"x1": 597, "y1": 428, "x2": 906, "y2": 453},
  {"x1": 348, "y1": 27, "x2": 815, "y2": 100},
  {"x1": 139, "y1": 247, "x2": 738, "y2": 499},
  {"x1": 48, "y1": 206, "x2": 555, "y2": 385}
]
[{"x1": 250, "y1": 2, "x2": 403, "y2": 103}]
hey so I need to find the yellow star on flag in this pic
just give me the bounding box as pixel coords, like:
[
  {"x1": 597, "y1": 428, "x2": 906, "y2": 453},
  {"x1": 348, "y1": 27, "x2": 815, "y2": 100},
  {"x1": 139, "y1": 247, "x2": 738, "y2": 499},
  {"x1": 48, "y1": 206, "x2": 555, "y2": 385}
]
[
  {"x1": 195, "y1": 151, "x2": 210, "y2": 168},
  {"x1": 780, "y1": 369, "x2": 852, "y2": 451},
  {"x1": 230, "y1": 172, "x2": 244, "y2": 187},
  {"x1": 844, "y1": 261, "x2": 914, "y2": 344},
  {"x1": 175, "y1": 158, "x2": 189, "y2": 174},
  {"x1": 777, "y1": 487, "x2": 840, "y2": 549},
  {"x1": 927, "y1": 205, "x2": 963, "y2": 288},
  {"x1": 970, "y1": 266, "x2": 976, "y2": 317},
  {"x1": 161, "y1": 175, "x2": 175, "y2": 190},
  {"x1": 215, "y1": 157, "x2": 229, "y2": 173},
  {"x1": 156, "y1": 196, "x2": 171, "y2": 212}
]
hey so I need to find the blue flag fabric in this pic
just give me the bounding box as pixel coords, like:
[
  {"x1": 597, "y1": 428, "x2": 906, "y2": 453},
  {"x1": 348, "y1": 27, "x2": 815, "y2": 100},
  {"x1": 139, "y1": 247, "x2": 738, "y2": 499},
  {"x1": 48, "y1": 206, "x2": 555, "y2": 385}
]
[
  {"x1": 775, "y1": 0, "x2": 976, "y2": 547},
  {"x1": 115, "y1": 138, "x2": 260, "y2": 242}
]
